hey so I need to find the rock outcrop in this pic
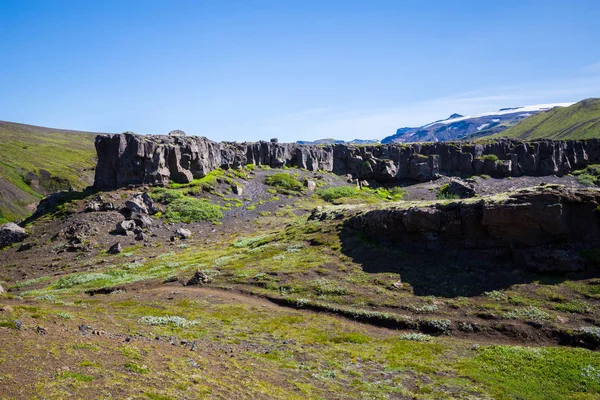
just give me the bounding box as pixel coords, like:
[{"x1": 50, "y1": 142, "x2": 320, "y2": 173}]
[
  {"x1": 0, "y1": 223, "x2": 28, "y2": 248},
  {"x1": 310, "y1": 185, "x2": 600, "y2": 273},
  {"x1": 94, "y1": 133, "x2": 600, "y2": 190}
]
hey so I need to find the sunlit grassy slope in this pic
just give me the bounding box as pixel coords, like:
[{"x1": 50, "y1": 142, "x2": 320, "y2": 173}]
[
  {"x1": 494, "y1": 98, "x2": 600, "y2": 140},
  {"x1": 0, "y1": 120, "x2": 100, "y2": 222}
]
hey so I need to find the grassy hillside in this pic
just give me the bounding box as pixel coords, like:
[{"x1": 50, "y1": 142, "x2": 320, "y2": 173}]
[
  {"x1": 494, "y1": 98, "x2": 600, "y2": 140},
  {"x1": 0, "y1": 121, "x2": 100, "y2": 223}
]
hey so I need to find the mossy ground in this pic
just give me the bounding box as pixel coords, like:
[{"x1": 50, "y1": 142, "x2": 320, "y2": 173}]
[{"x1": 2, "y1": 169, "x2": 600, "y2": 398}]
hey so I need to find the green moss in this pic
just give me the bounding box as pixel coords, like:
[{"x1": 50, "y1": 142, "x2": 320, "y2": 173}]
[
  {"x1": 164, "y1": 197, "x2": 223, "y2": 223},
  {"x1": 460, "y1": 345, "x2": 600, "y2": 400},
  {"x1": 265, "y1": 173, "x2": 303, "y2": 193},
  {"x1": 55, "y1": 371, "x2": 94, "y2": 382}
]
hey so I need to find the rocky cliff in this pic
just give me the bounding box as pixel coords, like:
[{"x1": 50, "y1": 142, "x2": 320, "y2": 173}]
[
  {"x1": 311, "y1": 185, "x2": 600, "y2": 273},
  {"x1": 94, "y1": 133, "x2": 600, "y2": 189}
]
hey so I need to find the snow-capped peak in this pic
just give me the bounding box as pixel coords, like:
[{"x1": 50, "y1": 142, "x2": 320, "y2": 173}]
[{"x1": 422, "y1": 103, "x2": 573, "y2": 128}]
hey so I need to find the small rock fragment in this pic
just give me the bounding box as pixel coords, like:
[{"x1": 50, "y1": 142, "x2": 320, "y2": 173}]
[
  {"x1": 176, "y1": 228, "x2": 192, "y2": 239},
  {"x1": 186, "y1": 270, "x2": 211, "y2": 286},
  {"x1": 108, "y1": 242, "x2": 122, "y2": 254}
]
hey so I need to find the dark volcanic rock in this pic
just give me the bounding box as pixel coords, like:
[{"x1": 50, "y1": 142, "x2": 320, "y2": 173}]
[
  {"x1": 446, "y1": 178, "x2": 476, "y2": 198},
  {"x1": 115, "y1": 220, "x2": 136, "y2": 235},
  {"x1": 94, "y1": 133, "x2": 600, "y2": 190},
  {"x1": 312, "y1": 185, "x2": 600, "y2": 273},
  {"x1": 108, "y1": 242, "x2": 122, "y2": 254},
  {"x1": 0, "y1": 223, "x2": 28, "y2": 248}
]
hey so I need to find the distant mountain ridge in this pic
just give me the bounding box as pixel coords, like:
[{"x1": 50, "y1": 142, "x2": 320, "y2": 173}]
[
  {"x1": 491, "y1": 98, "x2": 600, "y2": 140},
  {"x1": 382, "y1": 103, "x2": 572, "y2": 143},
  {"x1": 297, "y1": 138, "x2": 380, "y2": 145}
]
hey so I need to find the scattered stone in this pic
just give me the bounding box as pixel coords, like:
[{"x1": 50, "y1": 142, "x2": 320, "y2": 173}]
[
  {"x1": 232, "y1": 185, "x2": 243, "y2": 195},
  {"x1": 85, "y1": 201, "x2": 101, "y2": 212},
  {"x1": 15, "y1": 320, "x2": 23, "y2": 330},
  {"x1": 305, "y1": 179, "x2": 317, "y2": 192},
  {"x1": 556, "y1": 316, "x2": 569, "y2": 324},
  {"x1": 115, "y1": 220, "x2": 136, "y2": 235},
  {"x1": 101, "y1": 202, "x2": 116, "y2": 211},
  {"x1": 125, "y1": 199, "x2": 147, "y2": 214},
  {"x1": 108, "y1": 242, "x2": 122, "y2": 254},
  {"x1": 445, "y1": 178, "x2": 476, "y2": 198},
  {"x1": 16, "y1": 243, "x2": 34, "y2": 252},
  {"x1": 0, "y1": 223, "x2": 28, "y2": 248},
  {"x1": 0, "y1": 284, "x2": 4, "y2": 294},
  {"x1": 392, "y1": 279, "x2": 403, "y2": 289},
  {"x1": 175, "y1": 228, "x2": 192, "y2": 239},
  {"x1": 132, "y1": 214, "x2": 153, "y2": 229},
  {"x1": 186, "y1": 270, "x2": 211, "y2": 286},
  {"x1": 135, "y1": 232, "x2": 147, "y2": 241},
  {"x1": 36, "y1": 326, "x2": 47, "y2": 335},
  {"x1": 190, "y1": 342, "x2": 198, "y2": 352}
]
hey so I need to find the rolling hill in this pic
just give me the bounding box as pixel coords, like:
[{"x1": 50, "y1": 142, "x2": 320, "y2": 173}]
[
  {"x1": 493, "y1": 98, "x2": 600, "y2": 140},
  {"x1": 0, "y1": 121, "x2": 100, "y2": 223}
]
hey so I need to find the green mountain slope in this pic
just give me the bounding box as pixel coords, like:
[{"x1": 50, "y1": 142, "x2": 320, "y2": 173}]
[
  {"x1": 494, "y1": 98, "x2": 600, "y2": 140},
  {"x1": 0, "y1": 121, "x2": 101, "y2": 223}
]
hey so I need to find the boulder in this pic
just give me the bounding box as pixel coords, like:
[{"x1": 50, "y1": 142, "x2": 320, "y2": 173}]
[
  {"x1": 186, "y1": 270, "x2": 211, "y2": 285},
  {"x1": 135, "y1": 232, "x2": 147, "y2": 241},
  {"x1": 168, "y1": 130, "x2": 186, "y2": 137},
  {"x1": 232, "y1": 185, "x2": 243, "y2": 195},
  {"x1": 175, "y1": 228, "x2": 192, "y2": 239},
  {"x1": 0, "y1": 223, "x2": 28, "y2": 248},
  {"x1": 85, "y1": 201, "x2": 101, "y2": 212},
  {"x1": 108, "y1": 242, "x2": 122, "y2": 254},
  {"x1": 446, "y1": 178, "x2": 476, "y2": 198},
  {"x1": 305, "y1": 179, "x2": 317, "y2": 192},
  {"x1": 132, "y1": 214, "x2": 153, "y2": 229},
  {"x1": 115, "y1": 220, "x2": 136, "y2": 235}
]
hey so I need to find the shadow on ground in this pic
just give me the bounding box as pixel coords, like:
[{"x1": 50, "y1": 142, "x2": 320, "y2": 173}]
[{"x1": 339, "y1": 223, "x2": 577, "y2": 297}]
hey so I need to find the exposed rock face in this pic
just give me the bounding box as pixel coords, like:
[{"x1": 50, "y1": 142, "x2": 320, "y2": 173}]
[
  {"x1": 0, "y1": 223, "x2": 28, "y2": 248},
  {"x1": 310, "y1": 185, "x2": 600, "y2": 272},
  {"x1": 94, "y1": 133, "x2": 600, "y2": 190}
]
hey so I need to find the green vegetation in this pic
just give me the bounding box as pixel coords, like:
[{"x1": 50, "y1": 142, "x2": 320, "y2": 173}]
[
  {"x1": 316, "y1": 186, "x2": 361, "y2": 202},
  {"x1": 316, "y1": 185, "x2": 405, "y2": 204},
  {"x1": 0, "y1": 121, "x2": 97, "y2": 221},
  {"x1": 480, "y1": 154, "x2": 499, "y2": 162},
  {"x1": 265, "y1": 173, "x2": 304, "y2": 194},
  {"x1": 461, "y1": 345, "x2": 600, "y2": 400},
  {"x1": 164, "y1": 197, "x2": 223, "y2": 223},
  {"x1": 55, "y1": 371, "x2": 94, "y2": 382},
  {"x1": 572, "y1": 165, "x2": 600, "y2": 186},
  {"x1": 436, "y1": 184, "x2": 459, "y2": 200},
  {"x1": 493, "y1": 98, "x2": 600, "y2": 140},
  {"x1": 149, "y1": 188, "x2": 185, "y2": 204}
]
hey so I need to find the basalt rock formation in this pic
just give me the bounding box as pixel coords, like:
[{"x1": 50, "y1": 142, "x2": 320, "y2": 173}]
[
  {"x1": 311, "y1": 185, "x2": 600, "y2": 273},
  {"x1": 94, "y1": 133, "x2": 600, "y2": 190}
]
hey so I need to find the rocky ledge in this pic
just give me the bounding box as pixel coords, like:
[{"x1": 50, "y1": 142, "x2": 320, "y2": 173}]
[
  {"x1": 310, "y1": 185, "x2": 600, "y2": 273},
  {"x1": 94, "y1": 133, "x2": 600, "y2": 189}
]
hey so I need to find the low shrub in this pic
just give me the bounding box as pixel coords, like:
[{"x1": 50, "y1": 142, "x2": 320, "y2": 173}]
[
  {"x1": 317, "y1": 186, "x2": 361, "y2": 202},
  {"x1": 265, "y1": 173, "x2": 303, "y2": 192},
  {"x1": 164, "y1": 197, "x2": 223, "y2": 223},
  {"x1": 149, "y1": 188, "x2": 185, "y2": 204}
]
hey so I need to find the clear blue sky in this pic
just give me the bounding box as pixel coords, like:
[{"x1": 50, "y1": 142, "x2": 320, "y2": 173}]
[{"x1": 1, "y1": 0, "x2": 600, "y2": 142}]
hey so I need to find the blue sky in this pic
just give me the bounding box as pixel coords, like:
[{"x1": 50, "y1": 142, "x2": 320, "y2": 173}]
[{"x1": 1, "y1": 0, "x2": 600, "y2": 142}]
